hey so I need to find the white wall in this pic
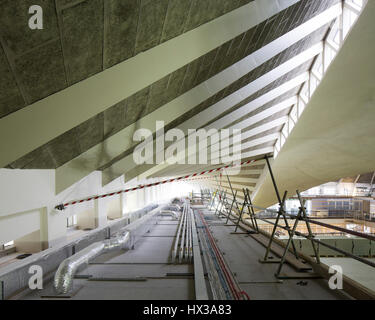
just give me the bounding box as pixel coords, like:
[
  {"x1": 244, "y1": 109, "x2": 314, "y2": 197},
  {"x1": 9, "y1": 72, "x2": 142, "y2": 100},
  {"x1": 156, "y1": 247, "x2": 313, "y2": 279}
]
[
  {"x1": 106, "y1": 196, "x2": 122, "y2": 220},
  {"x1": 0, "y1": 208, "x2": 41, "y2": 244},
  {"x1": 0, "y1": 169, "x2": 125, "y2": 247},
  {"x1": 14, "y1": 230, "x2": 42, "y2": 253},
  {"x1": 76, "y1": 208, "x2": 97, "y2": 230},
  {"x1": 0, "y1": 168, "x2": 194, "y2": 249}
]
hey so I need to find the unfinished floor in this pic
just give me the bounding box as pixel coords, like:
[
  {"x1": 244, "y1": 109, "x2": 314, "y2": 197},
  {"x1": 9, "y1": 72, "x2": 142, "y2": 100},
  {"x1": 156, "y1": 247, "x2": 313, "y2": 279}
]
[{"x1": 15, "y1": 209, "x2": 349, "y2": 300}]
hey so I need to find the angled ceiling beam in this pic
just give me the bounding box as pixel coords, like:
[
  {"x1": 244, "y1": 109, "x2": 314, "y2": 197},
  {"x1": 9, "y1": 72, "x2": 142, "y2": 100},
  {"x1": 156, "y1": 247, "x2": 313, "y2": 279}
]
[
  {"x1": 252, "y1": 1, "x2": 375, "y2": 208},
  {"x1": 103, "y1": 46, "x2": 316, "y2": 184},
  {"x1": 106, "y1": 70, "x2": 308, "y2": 185},
  {"x1": 136, "y1": 98, "x2": 293, "y2": 180},
  {"x1": 140, "y1": 115, "x2": 288, "y2": 180},
  {"x1": 149, "y1": 153, "x2": 268, "y2": 180},
  {"x1": 212, "y1": 184, "x2": 250, "y2": 200},
  {"x1": 210, "y1": 133, "x2": 280, "y2": 163},
  {"x1": 219, "y1": 167, "x2": 265, "y2": 176},
  {"x1": 0, "y1": 0, "x2": 301, "y2": 169},
  {"x1": 222, "y1": 176, "x2": 259, "y2": 184},
  {"x1": 155, "y1": 161, "x2": 266, "y2": 178},
  {"x1": 177, "y1": 95, "x2": 299, "y2": 163},
  {"x1": 167, "y1": 132, "x2": 278, "y2": 178},
  {"x1": 217, "y1": 96, "x2": 298, "y2": 131},
  {"x1": 54, "y1": 4, "x2": 341, "y2": 193},
  {"x1": 220, "y1": 181, "x2": 256, "y2": 190},
  {"x1": 146, "y1": 144, "x2": 275, "y2": 179}
]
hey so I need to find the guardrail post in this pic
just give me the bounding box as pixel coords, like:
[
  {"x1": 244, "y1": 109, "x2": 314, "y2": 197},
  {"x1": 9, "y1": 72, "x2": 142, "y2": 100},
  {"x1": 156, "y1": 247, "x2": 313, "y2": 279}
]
[
  {"x1": 260, "y1": 190, "x2": 288, "y2": 263},
  {"x1": 274, "y1": 198, "x2": 305, "y2": 277},
  {"x1": 209, "y1": 189, "x2": 218, "y2": 210},
  {"x1": 234, "y1": 190, "x2": 247, "y2": 233},
  {"x1": 264, "y1": 156, "x2": 298, "y2": 259},
  {"x1": 245, "y1": 188, "x2": 259, "y2": 233},
  {"x1": 225, "y1": 173, "x2": 243, "y2": 224},
  {"x1": 297, "y1": 190, "x2": 320, "y2": 264},
  {"x1": 219, "y1": 192, "x2": 230, "y2": 218},
  {"x1": 226, "y1": 190, "x2": 237, "y2": 224}
]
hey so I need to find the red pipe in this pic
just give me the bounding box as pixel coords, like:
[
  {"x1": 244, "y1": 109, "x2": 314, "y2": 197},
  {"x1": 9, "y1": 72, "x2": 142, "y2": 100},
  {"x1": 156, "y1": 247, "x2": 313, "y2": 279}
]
[{"x1": 198, "y1": 210, "x2": 249, "y2": 300}]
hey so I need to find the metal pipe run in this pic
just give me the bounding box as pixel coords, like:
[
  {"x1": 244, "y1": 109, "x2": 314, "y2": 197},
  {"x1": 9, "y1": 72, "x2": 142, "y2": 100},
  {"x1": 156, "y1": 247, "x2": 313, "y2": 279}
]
[
  {"x1": 196, "y1": 209, "x2": 248, "y2": 300},
  {"x1": 172, "y1": 204, "x2": 186, "y2": 263},
  {"x1": 190, "y1": 207, "x2": 209, "y2": 300},
  {"x1": 172, "y1": 203, "x2": 193, "y2": 263},
  {"x1": 188, "y1": 207, "x2": 193, "y2": 261},
  {"x1": 179, "y1": 205, "x2": 188, "y2": 263}
]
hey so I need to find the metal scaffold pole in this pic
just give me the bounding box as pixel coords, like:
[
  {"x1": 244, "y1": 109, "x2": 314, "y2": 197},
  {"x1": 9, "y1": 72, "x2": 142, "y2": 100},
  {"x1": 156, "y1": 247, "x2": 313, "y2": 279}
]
[{"x1": 260, "y1": 156, "x2": 298, "y2": 263}]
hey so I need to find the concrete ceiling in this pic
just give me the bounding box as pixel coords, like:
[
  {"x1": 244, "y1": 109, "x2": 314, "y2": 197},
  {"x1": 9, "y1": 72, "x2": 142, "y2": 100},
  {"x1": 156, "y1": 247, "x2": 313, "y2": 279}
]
[
  {"x1": 0, "y1": 0, "x2": 254, "y2": 116},
  {"x1": 252, "y1": 1, "x2": 375, "y2": 208},
  {"x1": 0, "y1": 0, "x2": 342, "y2": 195}
]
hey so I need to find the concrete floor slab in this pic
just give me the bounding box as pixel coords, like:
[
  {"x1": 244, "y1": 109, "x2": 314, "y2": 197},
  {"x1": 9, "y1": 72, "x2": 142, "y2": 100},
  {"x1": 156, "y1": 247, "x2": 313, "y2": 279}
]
[
  {"x1": 78, "y1": 263, "x2": 193, "y2": 279},
  {"x1": 202, "y1": 209, "x2": 348, "y2": 300},
  {"x1": 15, "y1": 206, "x2": 356, "y2": 300},
  {"x1": 147, "y1": 223, "x2": 178, "y2": 237},
  {"x1": 22, "y1": 278, "x2": 195, "y2": 300},
  {"x1": 239, "y1": 279, "x2": 344, "y2": 300},
  {"x1": 92, "y1": 235, "x2": 175, "y2": 264},
  {"x1": 321, "y1": 257, "x2": 375, "y2": 295}
]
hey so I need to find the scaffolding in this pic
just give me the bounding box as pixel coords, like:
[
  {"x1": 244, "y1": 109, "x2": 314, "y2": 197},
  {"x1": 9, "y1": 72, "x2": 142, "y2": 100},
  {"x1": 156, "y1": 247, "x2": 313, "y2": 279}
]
[{"x1": 207, "y1": 155, "x2": 375, "y2": 281}]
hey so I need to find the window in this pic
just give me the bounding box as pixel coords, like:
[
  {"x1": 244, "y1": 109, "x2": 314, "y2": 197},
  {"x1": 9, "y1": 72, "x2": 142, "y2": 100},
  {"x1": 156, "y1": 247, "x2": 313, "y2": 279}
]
[
  {"x1": 274, "y1": 0, "x2": 366, "y2": 158},
  {"x1": 324, "y1": 44, "x2": 336, "y2": 71},
  {"x1": 312, "y1": 53, "x2": 323, "y2": 79},
  {"x1": 4, "y1": 240, "x2": 14, "y2": 248},
  {"x1": 66, "y1": 215, "x2": 77, "y2": 228},
  {"x1": 309, "y1": 73, "x2": 319, "y2": 96},
  {"x1": 346, "y1": 0, "x2": 364, "y2": 10}
]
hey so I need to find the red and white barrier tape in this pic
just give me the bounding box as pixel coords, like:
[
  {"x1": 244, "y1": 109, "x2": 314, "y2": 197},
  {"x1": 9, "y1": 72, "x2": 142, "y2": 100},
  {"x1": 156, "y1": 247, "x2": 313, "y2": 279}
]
[{"x1": 55, "y1": 159, "x2": 259, "y2": 210}]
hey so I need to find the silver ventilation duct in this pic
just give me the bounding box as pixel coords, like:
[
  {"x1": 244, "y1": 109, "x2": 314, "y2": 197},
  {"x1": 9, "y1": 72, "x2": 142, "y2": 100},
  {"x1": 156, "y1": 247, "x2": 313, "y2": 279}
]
[
  {"x1": 159, "y1": 209, "x2": 179, "y2": 219},
  {"x1": 53, "y1": 204, "x2": 171, "y2": 294},
  {"x1": 54, "y1": 230, "x2": 130, "y2": 294},
  {"x1": 163, "y1": 204, "x2": 181, "y2": 212}
]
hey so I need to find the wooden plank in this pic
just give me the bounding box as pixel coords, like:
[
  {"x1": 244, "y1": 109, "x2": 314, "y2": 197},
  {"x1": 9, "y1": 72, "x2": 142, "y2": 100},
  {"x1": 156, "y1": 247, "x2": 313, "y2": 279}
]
[
  {"x1": 277, "y1": 272, "x2": 323, "y2": 279},
  {"x1": 218, "y1": 210, "x2": 312, "y2": 271},
  {"x1": 249, "y1": 233, "x2": 312, "y2": 272}
]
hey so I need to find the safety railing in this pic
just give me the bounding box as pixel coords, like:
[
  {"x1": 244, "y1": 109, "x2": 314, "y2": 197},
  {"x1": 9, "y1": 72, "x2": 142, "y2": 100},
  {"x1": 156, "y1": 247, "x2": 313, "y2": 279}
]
[{"x1": 209, "y1": 155, "x2": 375, "y2": 281}]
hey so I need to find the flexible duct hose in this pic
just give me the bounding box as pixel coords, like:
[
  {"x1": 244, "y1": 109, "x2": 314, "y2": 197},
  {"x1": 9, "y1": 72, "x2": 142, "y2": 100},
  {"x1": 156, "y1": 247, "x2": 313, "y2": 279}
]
[
  {"x1": 54, "y1": 231, "x2": 130, "y2": 294},
  {"x1": 159, "y1": 210, "x2": 179, "y2": 219},
  {"x1": 54, "y1": 204, "x2": 173, "y2": 294}
]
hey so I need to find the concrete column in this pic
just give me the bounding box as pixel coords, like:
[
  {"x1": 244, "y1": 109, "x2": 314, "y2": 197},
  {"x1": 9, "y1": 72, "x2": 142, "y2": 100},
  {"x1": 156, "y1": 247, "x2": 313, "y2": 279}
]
[
  {"x1": 155, "y1": 185, "x2": 159, "y2": 203},
  {"x1": 46, "y1": 205, "x2": 67, "y2": 248},
  {"x1": 39, "y1": 207, "x2": 49, "y2": 250},
  {"x1": 121, "y1": 192, "x2": 127, "y2": 216},
  {"x1": 76, "y1": 207, "x2": 96, "y2": 230},
  {"x1": 147, "y1": 187, "x2": 151, "y2": 204},
  {"x1": 137, "y1": 189, "x2": 145, "y2": 209},
  {"x1": 95, "y1": 198, "x2": 108, "y2": 227},
  {"x1": 146, "y1": 187, "x2": 152, "y2": 204}
]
